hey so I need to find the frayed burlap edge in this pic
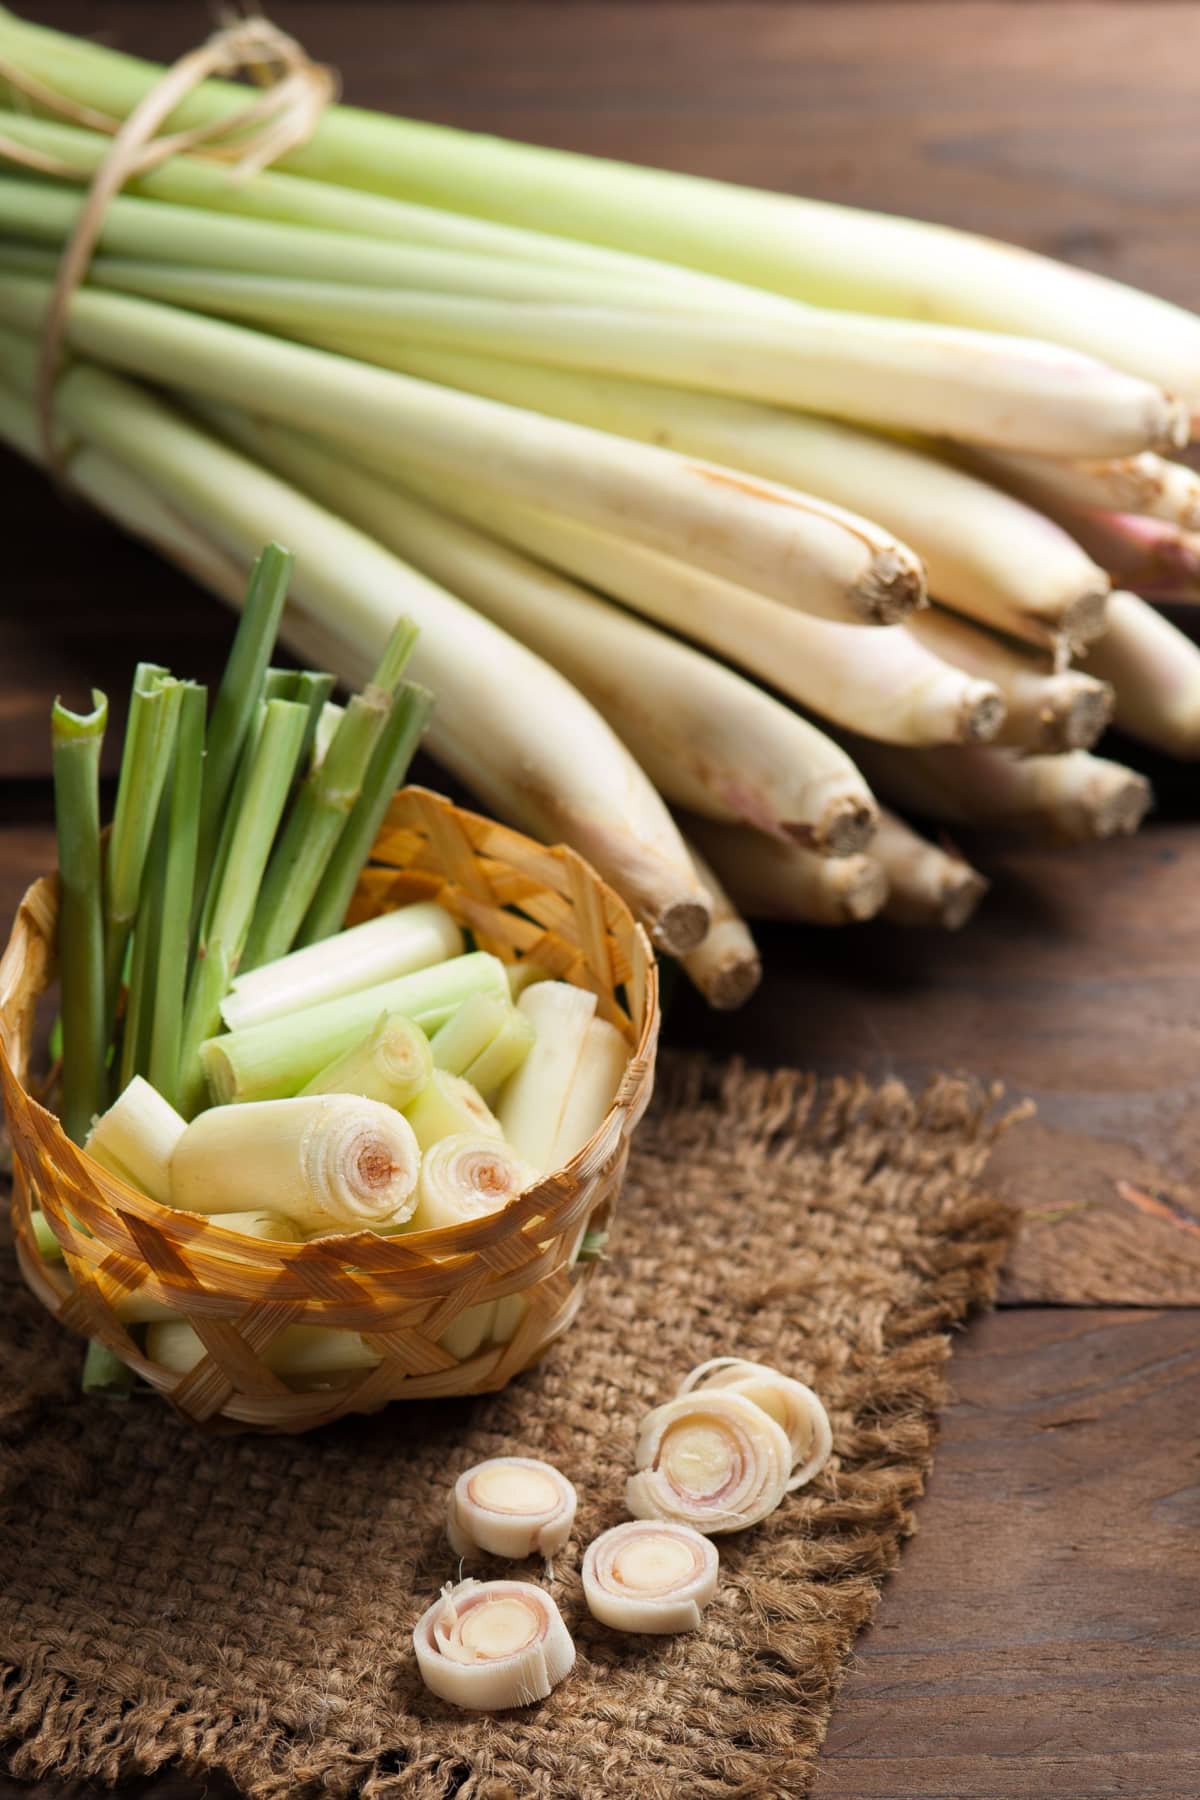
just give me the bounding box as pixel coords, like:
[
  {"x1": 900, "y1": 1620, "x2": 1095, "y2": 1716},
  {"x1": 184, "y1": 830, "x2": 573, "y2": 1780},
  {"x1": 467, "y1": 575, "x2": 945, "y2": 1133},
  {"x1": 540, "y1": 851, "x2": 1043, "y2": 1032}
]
[{"x1": 0, "y1": 1055, "x2": 1026, "y2": 1800}]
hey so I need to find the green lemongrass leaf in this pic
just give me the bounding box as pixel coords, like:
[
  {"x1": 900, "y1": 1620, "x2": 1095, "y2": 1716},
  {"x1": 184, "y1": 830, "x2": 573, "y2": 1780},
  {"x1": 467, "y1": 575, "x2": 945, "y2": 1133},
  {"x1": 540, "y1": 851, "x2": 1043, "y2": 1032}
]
[
  {"x1": 297, "y1": 682, "x2": 432, "y2": 945},
  {"x1": 51, "y1": 688, "x2": 107, "y2": 1144},
  {"x1": 118, "y1": 785, "x2": 167, "y2": 1093},
  {"x1": 147, "y1": 682, "x2": 205, "y2": 1107},
  {"x1": 370, "y1": 618, "x2": 419, "y2": 695},
  {"x1": 292, "y1": 669, "x2": 335, "y2": 770},
  {"x1": 194, "y1": 540, "x2": 291, "y2": 898}
]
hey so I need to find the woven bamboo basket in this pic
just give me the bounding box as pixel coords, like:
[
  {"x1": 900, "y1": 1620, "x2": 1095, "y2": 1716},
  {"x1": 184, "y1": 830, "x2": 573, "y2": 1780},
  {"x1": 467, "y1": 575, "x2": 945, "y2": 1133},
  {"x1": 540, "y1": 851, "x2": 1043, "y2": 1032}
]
[{"x1": 0, "y1": 787, "x2": 659, "y2": 1433}]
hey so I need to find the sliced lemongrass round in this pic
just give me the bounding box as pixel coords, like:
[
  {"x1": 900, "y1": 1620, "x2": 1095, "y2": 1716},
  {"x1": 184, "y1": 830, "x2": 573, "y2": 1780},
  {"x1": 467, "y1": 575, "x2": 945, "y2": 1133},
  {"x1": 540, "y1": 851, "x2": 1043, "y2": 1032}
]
[
  {"x1": 409, "y1": 1133, "x2": 535, "y2": 1234},
  {"x1": 413, "y1": 1578, "x2": 575, "y2": 1711},
  {"x1": 447, "y1": 1456, "x2": 577, "y2": 1560},
  {"x1": 582, "y1": 1520, "x2": 719, "y2": 1634},
  {"x1": 676, "y1": 1357, "x2": 833, "y2": 1490},
  {"x1": 626, "y1": 1389, "x2": 791, "y2": 1535}
]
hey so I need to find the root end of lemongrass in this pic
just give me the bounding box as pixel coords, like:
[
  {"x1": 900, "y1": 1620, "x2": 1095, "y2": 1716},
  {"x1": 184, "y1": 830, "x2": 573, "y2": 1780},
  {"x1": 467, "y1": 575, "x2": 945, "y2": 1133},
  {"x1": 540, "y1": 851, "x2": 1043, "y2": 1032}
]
[
  {"x1": 961, "y1": 685, "x2": 1007, "y2": 744},
  {"x1": 649, "y1": 896, "x2": 711, "y2": 955},
  {"x1": 841, "y1": 859, "x2": 889, "y2": 923},
  {"x1": 1157, "y1": 394, "x2": 1191, "y2": 454},
  {"x1": 1095, "y1": 772, "x2": 1153, "y2": 838},
  {"x1": 697, "y1": 949, "x2": 763, "y2": 1010},
  {"x1": 1060, "y1": 587, "x2": 1111, "y2": 654},
  {"x1": 938, "y1": 869, "x2": 990, "y2": 931},
  {"x1": 806, "y1": 797, "x2": 878, "y2": 859},
  {"x1": 1054, "y1": 683, "x2": 1115, "y2": 752},
  {"x1": 852, "y1": 547, "x2": 926, "y2": 625}
]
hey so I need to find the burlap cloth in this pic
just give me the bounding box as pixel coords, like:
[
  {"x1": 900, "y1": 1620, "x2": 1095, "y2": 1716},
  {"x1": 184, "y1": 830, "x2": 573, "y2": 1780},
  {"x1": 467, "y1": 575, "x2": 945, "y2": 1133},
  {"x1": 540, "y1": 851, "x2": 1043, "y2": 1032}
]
[{"x1": 0, "y1": 1056, "x2": 1018, "y2": 1800}]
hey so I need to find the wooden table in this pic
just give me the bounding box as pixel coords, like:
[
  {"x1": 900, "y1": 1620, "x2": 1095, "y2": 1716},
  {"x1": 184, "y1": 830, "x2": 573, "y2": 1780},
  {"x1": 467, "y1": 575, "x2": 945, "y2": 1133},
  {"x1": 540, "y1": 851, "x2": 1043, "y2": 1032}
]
[{"x1": 3, "y1": 6, "x2": 1199, "y2": 1796}]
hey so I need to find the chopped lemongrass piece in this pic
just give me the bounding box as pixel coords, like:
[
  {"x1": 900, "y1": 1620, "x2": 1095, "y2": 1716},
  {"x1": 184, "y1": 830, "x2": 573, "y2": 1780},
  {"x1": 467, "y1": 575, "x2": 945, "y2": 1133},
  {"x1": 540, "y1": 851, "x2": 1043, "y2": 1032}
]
[
  {"x1": 413, "y1": 1579, "x2": 575, "y2": 1712},
  {"x1": 300, "y1": 1012, "x2": 433, "y2": 1109},
  {"x1": 492, "y1": 1294, "x2": 528, "y2": 1347},
  {"x1": 496, "y1": 982, "x2": 596, "y2": 1172},
  {"x1": 409, "y1": 1134, "x2": 534, "y2": 1234},
  {"x1": 31, "y1": 1210, "x2": 65, "y2": 1262},
  {"x1": 676, "y1": 1358, "x2": 834, "y2": 1491},
  {"x1": 202, "y1": 951, "x2": 508, "y2": 1103},
  {"x1": 81, "y1": 1340, "x2": 134, "y2": 1398},
  {"x1": 549, "y1": 1019, "x2": 628, "y2": 1167},
  {"x1": 582, "y1": 1521, "x2": 719, "y2": 1634},
  {"x1": 310, "y1": 699, "x2": 344, "y2": 769},
  {"x1": 446, "y1": 1457, "x2": 577, "y2": 1560},
  {"x1": 103, "y1": 662, "x2": 180, "y2": 1030},
  {"x1": 169, "y1": 1094, "x2": 421, "y2": 1234},
  {"x1": 84, "y1": 1074, "x2": 185, "y2": 1204},
  {"x1": 430, "y1": 991, "x2": 511, "y2": 1075},
  {"x1": 193, "y1": 541, "x2": 292, "y2": 899},
  {"x1": 242, "y1": 621, "x2": 416, "y2": 969},
  {"x1": 296, "y1": 680, "x2": 432, "y2": 942},
  {"x1": 626, "y1": 1389, "x2": 792, "y2": 1535},
  {"x1": 460, "y1": 1007, "x2": 535, "y2": 1101},
  {"x1": 873, "y1": 810, "x2": 989, "y2": 932},
  {"x1": 403, "y1": 1070, "x2": 504, "y2": 1151},
  {"x1": 51, "y1": 688, "x2": 107, "y2": 1144},
  {"x1": 221, "y1": 902, "x2": 464, "y2": 1033},
  {"x1": 438, "y1": 1301, "x2": 497, "y2": 1362},
  {"x1": 147, "y1": 1319, "x2": 382, "y2": 1378}
]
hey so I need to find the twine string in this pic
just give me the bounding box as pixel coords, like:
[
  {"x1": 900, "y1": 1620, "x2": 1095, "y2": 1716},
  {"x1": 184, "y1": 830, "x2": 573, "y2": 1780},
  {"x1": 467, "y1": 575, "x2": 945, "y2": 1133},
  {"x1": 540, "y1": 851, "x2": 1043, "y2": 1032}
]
[{"x1": 0, "y1": 15, "x2": 336, "y2": 465}]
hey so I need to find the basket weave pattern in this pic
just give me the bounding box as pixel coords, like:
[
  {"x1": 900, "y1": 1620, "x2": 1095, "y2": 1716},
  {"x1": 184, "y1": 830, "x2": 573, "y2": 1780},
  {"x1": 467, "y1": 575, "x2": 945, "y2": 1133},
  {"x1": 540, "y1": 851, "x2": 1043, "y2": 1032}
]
[{"x1": 0, "y1": 788, "x2": 659, "y2": 1432}]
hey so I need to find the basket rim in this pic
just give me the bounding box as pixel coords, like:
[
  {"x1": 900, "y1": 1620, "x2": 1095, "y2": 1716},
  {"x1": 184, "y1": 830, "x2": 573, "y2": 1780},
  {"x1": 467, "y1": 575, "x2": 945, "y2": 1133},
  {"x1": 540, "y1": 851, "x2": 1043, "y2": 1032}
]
[{"x1": 1, "y1": 787, "x2": 659, "y2": 1277}]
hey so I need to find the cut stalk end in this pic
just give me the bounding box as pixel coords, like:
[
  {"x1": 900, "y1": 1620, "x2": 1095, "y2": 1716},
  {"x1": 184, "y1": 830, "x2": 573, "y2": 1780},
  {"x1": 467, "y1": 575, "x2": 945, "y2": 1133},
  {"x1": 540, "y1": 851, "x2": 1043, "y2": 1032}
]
[
  {"x1": 803, "y1": 794, "x2": 878, "y2": 859},
  {"x1": 1156, "y1": 393, "x2": 1191, "y2": 454},
  {"x1": 851, "y1": 545, "x2": 927, "y2": 625},
  {"x1": 1050, "y1": 680, "x2": 1115, "y2": 753},
  {"x1": 961, "y1": 684, "x2": 1007, "y2": 744},
  {"x1": 836, "y1": 856, "x2": 890, "y2": 923},
  {"x1": 648, "y1": 895, "x2": 710, "y2": 955},
  {"x1": 1059, "y1": 587, "x2": 1111, "y2": 654}
]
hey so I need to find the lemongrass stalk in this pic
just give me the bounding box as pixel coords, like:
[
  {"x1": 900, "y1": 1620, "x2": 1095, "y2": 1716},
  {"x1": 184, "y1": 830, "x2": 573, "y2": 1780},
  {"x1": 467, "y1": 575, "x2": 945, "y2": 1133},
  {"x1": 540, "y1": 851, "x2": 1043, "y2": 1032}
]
[
  {"x1": 380, "y1": 351, "x2": 1111, "y2": 654},
  {"x1": 290, "y1": 669, "x2": 336, "y2": 772},
  {"x1": 146, "y1": 683, "x2": 206, "y2": 1106},
  {"x1": 491, "y1": 1295, "x2": 528, "y2": 1346},
  {"x1": 907, "y1": 608, "x2": 1114, "y2": 753},
  {"x1": 146, "y1": 1319, "x2": 381, "y2": 1378},
  {"x1": 1082, "y1": 590, "x2": 1200, "y2": 757},
  {"x1": 300, "y1": 1012, "x2": 433, "y2": 1109},
  {"x1": 347, "y1": 454, "x2": 1003, "y2": 746},
  {"x1": 52, "y1": 247, "x2": 1184, "y2": 457},
  {"x1": 583, "y1": 1521, "x2": 719, "y2": 1635},
  {"x1": 241, "y1": 681, "x2": 393, "y2": 970},
  {"x1": 438, "y1": 1301, "x2": 497, "y2": 1362},
  {"x1": 404, "y1": 1070, "x2": 504, "y2": 1152},
  {"x1": 31, "y1": 1210, "x2": 65, "y2": 1262},
  {"x1": 223, "y1": 904, "x2": 463, "y2": 1034},
  {"x1": 628, "y1": 1390, "x2": 792, "y2": 1534},
  {"x1": 846, "y1": 741, "x2": 1152, "y2": 844},
  {"x1": 497, "y1": 982, "x2": 597, "y2": 1173},
  {"x1": 171, "y1": 1094, "x2": 421, "y2": 1233},
  {"x1": 0, "y1": 344, "x2": 709, "y2": 953},
  {"x1": 413, "y1": 1579, "x2": 575, "y2": 1712},
  {"x1": 970, "y1": 449, "x2": 1200, "y2": 533},
  {"x1": 10, "y1": 14, "x2": 1198, "y2": 398},
  {"x1": 410, "y1": 1134, "x2": 536, "y2": 1235},
  {"x1": 686, "y1": 816, "x2": 889, "y2": 926},
  {"x1": 312, "y1": 459, "x2": 877, "y2": 851},
  {"x1": 103, "y1": 662, "x2": 180, "y2": 1030},
  {"x1": 430, "y1": 992, "x2": 511, "y2": 1076},
  {"x1": 81, "y1": 1340, "x2": 134, "y2": 1398},
  {"x1": 447, "y1": 1458, "x2": 577, "y2": 1561},
  {"x1": 84, "y1": 1074, "x2": 185, "y2": 1204},
  {"x1": 679, "y1": 841, "x2": 762, "y2": 1011},
  {"x1": 0, "y1": 172, "x2": 768, "y2": 309},
  {"x1": 871, "y1": 811, "x2": 989, "y2": 931},
  {"x1": 1041, "y1": 505, "x2": 1200, "y2": 599},
  {"x1": 51, "y1": 688, "x2": 107, "y2": 1143},
  {"x1": 460, "y1": 1009, "x2": 536, "y2": 1101},
  {"x1": 549, "y1": 1019, "x2": 628, "y2": 1167},
  {"x1": 310, "y1": 699, "x2": 344, "y2": 770},
  {"x1": 202, "y1": 952, "x2": 509, "y2": 1104},
  {"x1": 178, "y1": 696, "x2": 309, "y2": 1115},
  {"x1": 0, "y1": 276, "x2": 924, "y2": 626},
  {"x1": 193, "y1": 541, "x2": 293, "y2": 899}
]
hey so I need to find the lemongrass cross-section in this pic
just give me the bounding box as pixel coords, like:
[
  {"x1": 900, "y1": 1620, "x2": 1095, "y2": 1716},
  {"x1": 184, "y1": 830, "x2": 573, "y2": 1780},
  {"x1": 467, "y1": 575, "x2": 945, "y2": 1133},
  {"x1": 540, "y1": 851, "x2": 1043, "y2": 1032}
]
[
  {"x1": 410, "y1": 1133, "x2": 536, "y2": 1234},
  {"x1": 626, "y1": 1389, "x2": 792, "y2": 1534},
  {"x1": 677, "y1": 1358, "x2": 833, "y2": 1490},
  {"x1": 412, "y1": 1578, "x2": 575, "y2": 1711},
  {"x1": 446, "y1": 1456, "x2": 577, "y2": 1560},
  {"x1": 582, "y1": 1520, "x2": 719, "y2": 1634}
]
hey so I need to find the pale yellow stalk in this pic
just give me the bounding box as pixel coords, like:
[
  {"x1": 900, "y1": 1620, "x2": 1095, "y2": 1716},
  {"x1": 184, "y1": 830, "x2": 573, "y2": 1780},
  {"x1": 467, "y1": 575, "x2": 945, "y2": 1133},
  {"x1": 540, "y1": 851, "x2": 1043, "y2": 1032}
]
[
  {"x1": 1083, "y1": 590, "x2": 1200, "y2": 757},
  {"x1": 685, "y1": 818, "x2": 888, "y2": 926},
  {"x1": 678, "y1": 841, "x2": 763, "y2": 1011},
  {"x1": 871, "y1": 811, "x2": 989, "y2": 931}
]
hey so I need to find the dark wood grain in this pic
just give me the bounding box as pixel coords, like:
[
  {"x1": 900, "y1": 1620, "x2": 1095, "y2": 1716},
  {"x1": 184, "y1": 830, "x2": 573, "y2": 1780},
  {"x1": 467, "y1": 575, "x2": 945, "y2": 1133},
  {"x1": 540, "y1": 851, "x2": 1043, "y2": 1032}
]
[{"x1": 3, "y1": 5, "x2": 1200, "y2": 1797}]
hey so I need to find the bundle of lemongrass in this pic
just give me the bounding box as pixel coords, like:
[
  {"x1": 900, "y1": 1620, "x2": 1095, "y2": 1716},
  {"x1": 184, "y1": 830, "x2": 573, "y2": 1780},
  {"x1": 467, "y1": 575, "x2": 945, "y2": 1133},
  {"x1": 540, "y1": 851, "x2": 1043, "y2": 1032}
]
[{"x1": 5, "y1": 13, "x2": 1200, "y2": 1007}]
